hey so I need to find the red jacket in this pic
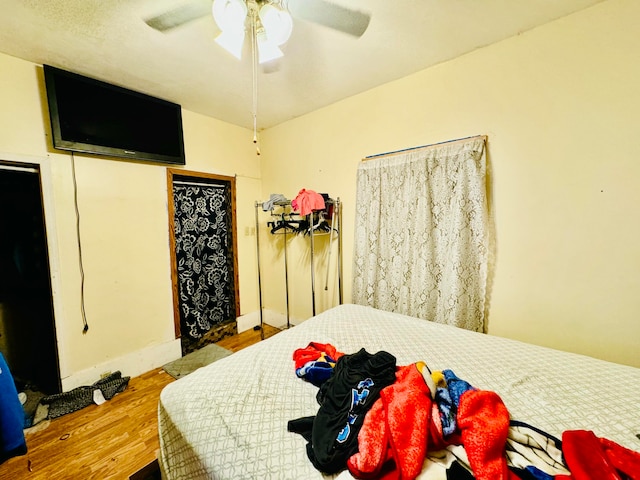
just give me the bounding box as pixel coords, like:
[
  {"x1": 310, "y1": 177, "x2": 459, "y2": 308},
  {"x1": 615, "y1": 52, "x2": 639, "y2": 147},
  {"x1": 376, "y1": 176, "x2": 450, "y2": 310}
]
[{"x1": 347, "y1": 364, "x2": 517, "y2": 480}]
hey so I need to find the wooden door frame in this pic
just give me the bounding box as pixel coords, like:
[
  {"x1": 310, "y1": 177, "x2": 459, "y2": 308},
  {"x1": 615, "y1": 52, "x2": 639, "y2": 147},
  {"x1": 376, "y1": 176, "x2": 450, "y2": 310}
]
[{"x1": 166, "y1": 168, "x2": 240, "y2": 340}]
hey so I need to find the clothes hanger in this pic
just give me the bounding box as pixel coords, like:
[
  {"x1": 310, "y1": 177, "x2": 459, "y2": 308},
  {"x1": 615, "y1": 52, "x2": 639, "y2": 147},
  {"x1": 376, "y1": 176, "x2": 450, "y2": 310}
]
[{"x1": 270, "y1": 212, "x2": 304, "y2": 234}]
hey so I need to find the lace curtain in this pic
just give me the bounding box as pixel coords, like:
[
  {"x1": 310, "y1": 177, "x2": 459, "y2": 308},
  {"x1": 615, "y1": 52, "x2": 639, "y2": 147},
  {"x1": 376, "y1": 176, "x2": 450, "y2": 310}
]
[{"x1": 352, "y1": 136, "x2": 488, "y2": 332}]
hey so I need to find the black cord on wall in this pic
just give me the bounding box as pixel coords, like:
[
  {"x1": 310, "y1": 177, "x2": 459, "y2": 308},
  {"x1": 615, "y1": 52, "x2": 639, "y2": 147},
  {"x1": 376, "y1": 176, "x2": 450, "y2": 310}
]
[{"x1": 70, "y1": 153, "x2": 89, "y2": 334}]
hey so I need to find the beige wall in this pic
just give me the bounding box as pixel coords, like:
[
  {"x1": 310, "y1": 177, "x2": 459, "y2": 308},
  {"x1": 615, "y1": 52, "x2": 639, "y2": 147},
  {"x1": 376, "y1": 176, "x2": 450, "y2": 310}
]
[
  {"x1": 0, "y1": 55, "x2": 261, "y2": 388},
  {"x1": 259, "y1": 0, "x2": 640, "y2": 367}
]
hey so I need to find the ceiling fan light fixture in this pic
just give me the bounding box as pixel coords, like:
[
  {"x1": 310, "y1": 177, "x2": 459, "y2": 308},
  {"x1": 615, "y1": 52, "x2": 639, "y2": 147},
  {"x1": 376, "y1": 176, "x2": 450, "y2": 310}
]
[
  {"x1": 212, "y1": 0, "x2": 247, "y2": 59},
  {"x1": 212, "y1": 0, "x2": 248, "y2": 32},
  {"x1": 258, "y1": 4, "x2": 293, "y2": 46},
  {"x1": 215, "y1": 28, "x2": 245, "y2": 59},
  {"x1": 256, "y1": 28, "x2": 283, "y2": 63}
]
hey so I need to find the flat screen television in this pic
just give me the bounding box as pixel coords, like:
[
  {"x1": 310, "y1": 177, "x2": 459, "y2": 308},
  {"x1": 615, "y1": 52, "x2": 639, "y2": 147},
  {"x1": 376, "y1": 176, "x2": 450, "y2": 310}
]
[{"x1": 43, "y1": 64, "x2": 186, "y2": 165}]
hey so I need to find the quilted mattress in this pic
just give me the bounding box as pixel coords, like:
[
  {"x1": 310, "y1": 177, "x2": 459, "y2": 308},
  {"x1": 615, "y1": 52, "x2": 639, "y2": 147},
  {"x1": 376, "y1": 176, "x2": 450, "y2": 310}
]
[{"x1": 158, "y1": 303, "x2": 640, "y2": 479}]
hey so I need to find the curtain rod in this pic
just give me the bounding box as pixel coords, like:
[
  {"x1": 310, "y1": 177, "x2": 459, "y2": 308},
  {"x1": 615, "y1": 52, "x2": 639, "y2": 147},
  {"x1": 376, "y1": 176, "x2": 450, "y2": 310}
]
[{"x1": 363, "y1": 134, "x2": 487, "y2": 161}]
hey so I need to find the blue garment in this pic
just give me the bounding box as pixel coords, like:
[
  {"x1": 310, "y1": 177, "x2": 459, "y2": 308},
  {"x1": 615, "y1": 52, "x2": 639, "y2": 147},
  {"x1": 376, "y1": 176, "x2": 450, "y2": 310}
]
[
  {"x1": 0, "y1": 353, "x2": 27, "y2": 464},
  {"x1": 296, "y1": 357, "x2": 337, "y2": 387},
  {"x1": 442, "y1": 369, "x2": 475, "y2": 405},
  {"x1": 524, "y1": 466, "x2": 555, "y2": 479},
  {"x1": 434, "y1": 385, "x2": 457, "y2": 436},
  {"x1": 434, "y1": 369, "x2": 476, "y2": 438}
]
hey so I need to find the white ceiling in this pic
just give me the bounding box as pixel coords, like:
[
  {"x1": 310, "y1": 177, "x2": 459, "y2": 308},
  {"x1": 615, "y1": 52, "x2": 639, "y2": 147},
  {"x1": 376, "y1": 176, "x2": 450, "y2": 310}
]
[{"x1": 0, "y1": 0, "x2": 604, "y2": 131}]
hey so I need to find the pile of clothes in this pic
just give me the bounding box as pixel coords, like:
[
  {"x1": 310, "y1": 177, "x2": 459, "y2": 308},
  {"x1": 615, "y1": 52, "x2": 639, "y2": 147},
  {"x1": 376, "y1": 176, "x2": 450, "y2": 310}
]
[
  {"x1": 39, "y1": 371, "x2": 130, "y2": 419},
  {"x1": 288, "y1": 343, "x2": 640, "y2": 480},
  {"x1": 0, "y1": 355, "x2": 130, "y2": 465}
]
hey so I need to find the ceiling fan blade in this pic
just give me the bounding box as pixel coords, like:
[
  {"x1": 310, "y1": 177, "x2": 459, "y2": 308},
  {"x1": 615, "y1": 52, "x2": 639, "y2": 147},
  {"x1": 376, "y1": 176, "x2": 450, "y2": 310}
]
[
  {"x1": 287, "y1": 0, "x2": 370, "y2": 37},
  {"x1": 145, "y1": 0, "x2": 212, "y2": 32}
]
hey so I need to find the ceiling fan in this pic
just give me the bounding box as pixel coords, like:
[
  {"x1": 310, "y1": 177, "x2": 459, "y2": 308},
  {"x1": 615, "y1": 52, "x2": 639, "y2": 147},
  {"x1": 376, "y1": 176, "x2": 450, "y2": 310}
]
[
  {"x1": 145, "y1": 0, "x2": 370, "y2": 154},
  {"x1": 145, "y1": 0, "x2": 371, "y2": 62}
]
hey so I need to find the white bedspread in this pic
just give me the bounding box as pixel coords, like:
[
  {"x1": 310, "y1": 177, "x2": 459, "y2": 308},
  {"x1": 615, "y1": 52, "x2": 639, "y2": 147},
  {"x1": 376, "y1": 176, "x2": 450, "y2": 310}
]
[{"x1": 158, "y1": 304, "x2": 640, "y2": 479}]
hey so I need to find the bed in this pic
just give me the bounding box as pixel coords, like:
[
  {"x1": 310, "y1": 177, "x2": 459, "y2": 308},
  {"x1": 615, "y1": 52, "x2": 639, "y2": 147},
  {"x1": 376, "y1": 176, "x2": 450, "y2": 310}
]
[{"x1": 158, "y1": 303, "x2": 640, "y2": 479}]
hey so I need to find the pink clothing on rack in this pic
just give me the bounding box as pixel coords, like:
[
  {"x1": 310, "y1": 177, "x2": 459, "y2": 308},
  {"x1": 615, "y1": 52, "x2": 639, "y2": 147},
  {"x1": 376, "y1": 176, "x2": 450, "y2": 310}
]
[{"x1": 291, "y1": 189, "x2": 325, "y2": 216}]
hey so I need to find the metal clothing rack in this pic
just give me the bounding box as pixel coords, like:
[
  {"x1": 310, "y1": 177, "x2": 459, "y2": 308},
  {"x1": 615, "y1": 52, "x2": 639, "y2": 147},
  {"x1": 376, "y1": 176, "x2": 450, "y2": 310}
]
[{"x1": 254, "y1": 197, "x2": 343, "y2": 339}]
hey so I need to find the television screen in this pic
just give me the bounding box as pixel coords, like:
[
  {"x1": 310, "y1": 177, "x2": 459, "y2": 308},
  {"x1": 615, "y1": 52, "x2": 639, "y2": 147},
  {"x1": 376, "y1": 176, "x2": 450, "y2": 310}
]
[{"x1": 43, "y1": 65, "x2": 186, "y2": 165}]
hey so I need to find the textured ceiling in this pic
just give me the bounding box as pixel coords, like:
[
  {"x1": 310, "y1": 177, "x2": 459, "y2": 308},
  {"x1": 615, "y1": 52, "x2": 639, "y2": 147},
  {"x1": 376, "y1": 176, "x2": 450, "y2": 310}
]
[{"x1": 0, "y1": 0, "x2": 604, "y2": 130}]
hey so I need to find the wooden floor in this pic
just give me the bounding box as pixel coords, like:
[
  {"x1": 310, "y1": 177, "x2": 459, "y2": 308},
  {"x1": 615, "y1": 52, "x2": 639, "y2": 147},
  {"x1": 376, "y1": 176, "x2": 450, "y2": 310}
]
[{"x1": 0, "y1": 324, "x2": 280, "y2": 480}]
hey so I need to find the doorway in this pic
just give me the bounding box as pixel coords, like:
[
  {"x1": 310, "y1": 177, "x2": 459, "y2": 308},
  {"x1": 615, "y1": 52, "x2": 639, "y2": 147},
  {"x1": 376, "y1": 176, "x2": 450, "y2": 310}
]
[
  {"x1": 0, "y1": 162, "x2": 61, "y2": 394},
  {"x1": 166, "y1": 169, "x2": 240, "y2": 356}
]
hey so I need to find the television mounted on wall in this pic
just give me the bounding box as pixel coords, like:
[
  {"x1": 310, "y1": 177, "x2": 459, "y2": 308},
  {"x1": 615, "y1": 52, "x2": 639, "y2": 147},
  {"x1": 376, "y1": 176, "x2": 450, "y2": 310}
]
[{"x1": 43, "y1": 64, "x2": 186, "y2": 165}]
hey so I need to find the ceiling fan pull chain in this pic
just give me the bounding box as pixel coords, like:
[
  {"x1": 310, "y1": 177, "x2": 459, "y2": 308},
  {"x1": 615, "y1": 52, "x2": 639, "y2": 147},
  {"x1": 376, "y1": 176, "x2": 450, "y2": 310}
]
[{"x1": 252, "y1": 8, "x2": 261, "y2": 156}]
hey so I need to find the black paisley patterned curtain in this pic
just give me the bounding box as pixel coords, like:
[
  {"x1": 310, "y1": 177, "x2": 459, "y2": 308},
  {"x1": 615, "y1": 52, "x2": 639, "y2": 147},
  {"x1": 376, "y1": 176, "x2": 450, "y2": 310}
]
[{"x1": 172, "y1": 180, "x2": 236, "y2": 350}]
